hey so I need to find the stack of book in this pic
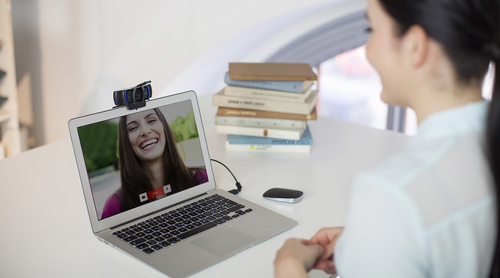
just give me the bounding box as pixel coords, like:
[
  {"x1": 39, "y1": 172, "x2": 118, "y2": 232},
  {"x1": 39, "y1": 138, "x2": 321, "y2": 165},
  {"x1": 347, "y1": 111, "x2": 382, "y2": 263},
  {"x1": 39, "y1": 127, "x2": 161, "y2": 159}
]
[{"x1": 212, "y1": 62, "x2": 318, "y2": 153}]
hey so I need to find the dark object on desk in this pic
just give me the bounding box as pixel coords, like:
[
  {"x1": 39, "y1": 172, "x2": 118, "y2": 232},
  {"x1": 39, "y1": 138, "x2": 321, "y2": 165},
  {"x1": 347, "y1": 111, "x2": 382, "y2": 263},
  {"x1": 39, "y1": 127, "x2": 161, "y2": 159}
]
[
  {"x1": 263, "y1": 188, "x2": 304, "y2": 204},
  {"x1": 0, "y1": 69, "x2": 6, "y2": 80},
  {"x1": 210, "y1": 158, "x2": 242, "y2": 195},
  {"x1": 0, "y1": 96, "x2": 7, "y2": 108}
]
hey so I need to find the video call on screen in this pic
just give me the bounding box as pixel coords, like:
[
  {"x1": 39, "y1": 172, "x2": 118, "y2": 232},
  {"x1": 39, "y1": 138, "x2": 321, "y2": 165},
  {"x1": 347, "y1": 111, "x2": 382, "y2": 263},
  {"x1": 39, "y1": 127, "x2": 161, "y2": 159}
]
[{"x1": 78, "y1": 100, "x2": 208, "y2": 220}]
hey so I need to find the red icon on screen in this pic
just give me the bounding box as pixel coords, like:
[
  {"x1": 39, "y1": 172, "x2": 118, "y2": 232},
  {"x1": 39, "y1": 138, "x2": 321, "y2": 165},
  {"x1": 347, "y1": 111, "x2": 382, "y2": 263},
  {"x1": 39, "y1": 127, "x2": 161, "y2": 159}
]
[
  {"x1": 139, "y1": 184, "x2": 172, "y2": 202},
  {"x1": 148, "y1": 188, "x2": 164, "y2": 199}
]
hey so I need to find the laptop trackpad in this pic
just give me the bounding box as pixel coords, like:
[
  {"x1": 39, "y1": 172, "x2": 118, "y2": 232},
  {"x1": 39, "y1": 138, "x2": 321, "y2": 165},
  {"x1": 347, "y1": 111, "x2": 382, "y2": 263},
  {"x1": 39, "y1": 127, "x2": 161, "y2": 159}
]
[{"x1": 191, "y1": 226, "x2": 256, "y2": 257}]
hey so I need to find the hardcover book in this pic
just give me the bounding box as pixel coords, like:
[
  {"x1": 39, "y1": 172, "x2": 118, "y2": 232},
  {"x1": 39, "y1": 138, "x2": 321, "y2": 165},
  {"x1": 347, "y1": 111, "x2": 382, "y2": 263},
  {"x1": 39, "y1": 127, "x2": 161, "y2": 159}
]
[
  {"x1": 216, "y1": 124, "x2": 306, "y2": 140},
  {"x1": 216, "y1": 107, "x2": 318, "y2": 121},
  {"x1": 225, "y1": 126, "x2": 313, "y2": 153},
  {"x1": 215, "y1": 115, "x2": 307, "y2": 129},
  {"x1": 212, "y1": 89, "x2": 319, "y2": 115},
  {"x1": 229, "y1": 63, "x2": 317, "y2": 81},
  {"x1": 224, "y1": 72, "x2": 313, "y2": 94},
  {"x1": 225, "y1": 142, "x2": 312, "y2": 153},
  {"x1": 224, "y1": 85, "x2": 313, "y2": 103}
]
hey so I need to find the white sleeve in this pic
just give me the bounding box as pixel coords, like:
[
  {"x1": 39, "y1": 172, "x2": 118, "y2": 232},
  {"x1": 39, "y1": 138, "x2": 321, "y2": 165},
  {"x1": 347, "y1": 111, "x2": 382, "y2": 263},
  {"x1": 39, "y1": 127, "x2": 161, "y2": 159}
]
[{"x1": 334, "y1": 173, "x2": 428, "y2": 278}]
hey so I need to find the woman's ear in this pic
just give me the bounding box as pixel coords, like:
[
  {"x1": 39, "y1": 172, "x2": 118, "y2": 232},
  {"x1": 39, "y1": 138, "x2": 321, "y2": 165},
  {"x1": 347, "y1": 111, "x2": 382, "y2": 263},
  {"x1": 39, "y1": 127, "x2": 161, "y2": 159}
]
[{"x1": 403, "y1": 25, "x2": 429, "y2": 68}]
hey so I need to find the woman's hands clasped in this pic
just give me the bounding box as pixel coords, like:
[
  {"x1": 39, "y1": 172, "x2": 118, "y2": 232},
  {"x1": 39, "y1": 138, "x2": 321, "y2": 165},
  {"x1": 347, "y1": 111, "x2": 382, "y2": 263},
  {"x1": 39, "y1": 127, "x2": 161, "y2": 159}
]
[{"x1": 274, "y1": 227, "x2": 344, "y2": 278}]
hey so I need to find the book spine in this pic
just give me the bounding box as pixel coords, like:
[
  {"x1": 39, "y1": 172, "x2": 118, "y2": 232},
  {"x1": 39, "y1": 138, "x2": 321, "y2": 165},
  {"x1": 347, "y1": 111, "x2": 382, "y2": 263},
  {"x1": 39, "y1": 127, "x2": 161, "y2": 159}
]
[
  {"x1": 216, "y1": 107, "x2": 318, "y2": 121},
  {"x1": 229, "y1": 74, "x2": 316, "y2": 81},
  {"x1": 228, "y1": 63, "x2": 318, "y2": 81},
  {"x1": 216, "y1": 125, "x2": 304, "y2": 140},
  {"x1": 215, "y1": 116, "x2": 307, "y2": 129},
  {"x1": 223, "y1": 85, "x2": 311, "y2": 103},
  {"x1": 228, "y1": 135, "x2": 313, "y2": 146},
  {"x1": 228, "y1": 126, "x2": 312, "y2": 145},
  {"x1": 225, "y1": 141, "x2": 312, "y2": 153},
  {"x1": 224, "y1": 72, "x2": 303, "y2": 93},
  {"x1": 213, "y1": 90, "x2": 319, "y2": 115}
]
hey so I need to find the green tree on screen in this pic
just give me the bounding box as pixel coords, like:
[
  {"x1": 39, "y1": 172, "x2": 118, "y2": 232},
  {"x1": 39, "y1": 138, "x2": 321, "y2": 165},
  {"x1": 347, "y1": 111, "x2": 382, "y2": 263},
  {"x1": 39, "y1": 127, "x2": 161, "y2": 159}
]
[
  {"x1": 78, "y1": 121, "x2": 119, "y2": 173},
  {"x1": 170, "y1": 109, "x2": 199, "y2": 141}
]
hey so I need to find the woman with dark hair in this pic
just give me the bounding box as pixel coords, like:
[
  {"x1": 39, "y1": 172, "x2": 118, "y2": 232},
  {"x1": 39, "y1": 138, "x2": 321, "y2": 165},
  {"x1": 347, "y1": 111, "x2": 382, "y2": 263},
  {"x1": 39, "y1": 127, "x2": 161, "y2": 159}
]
[
  {"x1": 274, "y1": 0, "x2": 499, "y2": 277},
  {"x1": 101, "y1": 108, "x2": 208, "y2": 219}
]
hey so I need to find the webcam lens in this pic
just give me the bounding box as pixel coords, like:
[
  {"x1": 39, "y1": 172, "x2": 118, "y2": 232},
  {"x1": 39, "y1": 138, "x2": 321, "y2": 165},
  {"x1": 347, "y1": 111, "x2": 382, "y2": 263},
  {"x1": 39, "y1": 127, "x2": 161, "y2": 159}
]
[{"x1": 135, "y1": 87, "x2": 143, "y2": 101}]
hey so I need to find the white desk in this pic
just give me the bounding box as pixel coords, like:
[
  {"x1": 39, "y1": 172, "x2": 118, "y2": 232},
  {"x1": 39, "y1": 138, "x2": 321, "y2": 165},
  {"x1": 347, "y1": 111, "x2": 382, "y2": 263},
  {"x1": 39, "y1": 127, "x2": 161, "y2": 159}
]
[{"x1": 0, "y1": 95, "x2": 409, "y2": 277}]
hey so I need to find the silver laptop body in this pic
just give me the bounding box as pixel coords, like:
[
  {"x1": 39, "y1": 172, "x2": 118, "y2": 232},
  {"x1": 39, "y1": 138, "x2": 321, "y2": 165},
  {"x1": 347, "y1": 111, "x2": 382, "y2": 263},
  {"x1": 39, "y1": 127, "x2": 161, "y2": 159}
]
[{"x1": 68, "y1": 90, "x2": 296, "y2": 278}]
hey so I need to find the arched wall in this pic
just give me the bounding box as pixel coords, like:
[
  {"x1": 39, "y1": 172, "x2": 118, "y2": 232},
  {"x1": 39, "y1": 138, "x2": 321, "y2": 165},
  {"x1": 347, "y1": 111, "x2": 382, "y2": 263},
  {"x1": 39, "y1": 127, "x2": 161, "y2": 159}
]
[{"x1": 12, "y1": 0, "x2": 366, "y2": 147}]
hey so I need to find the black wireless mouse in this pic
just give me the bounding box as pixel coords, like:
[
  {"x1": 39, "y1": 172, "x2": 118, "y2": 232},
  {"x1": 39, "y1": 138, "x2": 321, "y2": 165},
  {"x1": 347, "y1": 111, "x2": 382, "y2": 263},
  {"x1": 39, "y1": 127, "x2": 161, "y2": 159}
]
[{"x1": 263, "y1": 188, "x2": 304, "y2": 204}]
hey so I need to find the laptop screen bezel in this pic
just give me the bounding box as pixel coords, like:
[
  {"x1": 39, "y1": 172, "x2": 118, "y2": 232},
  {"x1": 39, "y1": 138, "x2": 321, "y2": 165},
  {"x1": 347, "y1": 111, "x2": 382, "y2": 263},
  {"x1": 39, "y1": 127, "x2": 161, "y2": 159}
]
[{"x1": 68, "y1": 90, "x2": 216, "y2": 234}]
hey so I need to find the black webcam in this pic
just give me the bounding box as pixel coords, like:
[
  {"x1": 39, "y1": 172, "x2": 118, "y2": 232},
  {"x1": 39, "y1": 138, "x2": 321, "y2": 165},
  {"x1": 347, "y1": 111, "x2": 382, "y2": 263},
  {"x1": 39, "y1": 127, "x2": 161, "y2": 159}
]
[{"x1": 113, "y1": 81, "x2": 153, "y2": 110}]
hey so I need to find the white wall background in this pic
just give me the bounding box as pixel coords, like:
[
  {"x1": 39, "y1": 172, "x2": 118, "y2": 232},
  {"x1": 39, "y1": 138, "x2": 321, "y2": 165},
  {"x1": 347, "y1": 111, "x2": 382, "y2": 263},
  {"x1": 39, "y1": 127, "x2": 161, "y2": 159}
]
[{"x1": 12, "y1": 0, "x2": 365, "y2": 148}]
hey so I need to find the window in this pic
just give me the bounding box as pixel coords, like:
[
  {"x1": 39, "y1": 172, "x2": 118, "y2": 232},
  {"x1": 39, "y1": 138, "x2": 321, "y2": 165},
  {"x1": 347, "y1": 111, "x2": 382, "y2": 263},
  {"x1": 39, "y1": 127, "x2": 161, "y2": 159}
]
[{"x1": 317, "y1": 46, "x2": 388, "y2": 131}]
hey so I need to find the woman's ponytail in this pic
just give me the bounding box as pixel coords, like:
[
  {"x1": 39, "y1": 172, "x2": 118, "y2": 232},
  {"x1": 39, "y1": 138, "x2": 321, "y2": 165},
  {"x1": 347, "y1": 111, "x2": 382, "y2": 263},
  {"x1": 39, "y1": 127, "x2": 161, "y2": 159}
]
[{"x1": 486, "y1": 47, "x2": 500, "y2": 277}]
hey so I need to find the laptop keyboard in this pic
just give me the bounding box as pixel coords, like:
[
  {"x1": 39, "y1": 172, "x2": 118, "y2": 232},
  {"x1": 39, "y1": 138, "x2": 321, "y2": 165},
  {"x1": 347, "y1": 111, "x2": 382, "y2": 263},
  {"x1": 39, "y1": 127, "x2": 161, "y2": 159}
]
[{"x1": 112, "y1": 194, "x2": 253, "y2": 254}]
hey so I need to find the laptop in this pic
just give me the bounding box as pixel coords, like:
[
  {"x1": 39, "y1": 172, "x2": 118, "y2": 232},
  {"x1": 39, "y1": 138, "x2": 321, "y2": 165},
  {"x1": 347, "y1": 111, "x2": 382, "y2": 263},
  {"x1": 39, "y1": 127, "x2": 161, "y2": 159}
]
[{"x1": 68, "y1": 90, "x2": 297, "y2": 278}]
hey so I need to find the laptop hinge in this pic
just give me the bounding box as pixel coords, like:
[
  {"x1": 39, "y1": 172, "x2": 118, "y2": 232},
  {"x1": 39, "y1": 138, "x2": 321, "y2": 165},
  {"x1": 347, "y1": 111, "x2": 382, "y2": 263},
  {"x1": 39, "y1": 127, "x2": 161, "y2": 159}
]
[{"x1": 109, "y1": 192, "x2": 208, "y2": 230}]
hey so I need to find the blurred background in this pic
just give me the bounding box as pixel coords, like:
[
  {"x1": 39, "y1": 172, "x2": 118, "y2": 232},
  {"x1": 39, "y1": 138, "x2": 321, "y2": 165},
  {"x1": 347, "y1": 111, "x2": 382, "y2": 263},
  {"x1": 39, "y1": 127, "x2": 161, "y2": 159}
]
[{"x1": 1, "y1": 0, "x2": 494, "y2": 157}]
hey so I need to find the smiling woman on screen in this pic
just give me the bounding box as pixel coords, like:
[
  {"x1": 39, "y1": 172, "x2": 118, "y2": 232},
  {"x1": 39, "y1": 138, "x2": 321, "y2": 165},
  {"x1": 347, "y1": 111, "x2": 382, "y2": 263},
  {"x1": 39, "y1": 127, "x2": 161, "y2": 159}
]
[
  {"x1": 274, "y1": 0, "x2": 500, "y2": 277},
  {"x1": 100, "y1": 108, "x2": 208, "y2": 219}
]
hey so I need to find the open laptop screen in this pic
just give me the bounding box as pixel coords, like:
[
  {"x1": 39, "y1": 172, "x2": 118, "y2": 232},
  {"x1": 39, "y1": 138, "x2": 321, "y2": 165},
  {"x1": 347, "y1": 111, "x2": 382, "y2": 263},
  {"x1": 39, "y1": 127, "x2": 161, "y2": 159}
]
[{"x1": 77, "y1": 100, "x2": 208, "y2": 220}]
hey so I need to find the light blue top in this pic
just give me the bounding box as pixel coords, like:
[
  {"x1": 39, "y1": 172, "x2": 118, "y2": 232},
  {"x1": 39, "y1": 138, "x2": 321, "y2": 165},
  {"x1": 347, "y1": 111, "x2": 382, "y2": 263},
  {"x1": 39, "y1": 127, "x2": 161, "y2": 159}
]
[{"x1": 335, "y1": 101, "x2": 496, "y2": 278}]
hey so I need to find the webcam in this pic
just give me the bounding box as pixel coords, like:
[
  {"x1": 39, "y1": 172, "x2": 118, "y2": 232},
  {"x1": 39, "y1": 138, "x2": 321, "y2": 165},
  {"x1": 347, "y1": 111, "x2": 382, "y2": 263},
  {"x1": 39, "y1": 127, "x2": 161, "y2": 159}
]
[{"x1": 113, "y1": 81, "x2": 152, "y2": 110}]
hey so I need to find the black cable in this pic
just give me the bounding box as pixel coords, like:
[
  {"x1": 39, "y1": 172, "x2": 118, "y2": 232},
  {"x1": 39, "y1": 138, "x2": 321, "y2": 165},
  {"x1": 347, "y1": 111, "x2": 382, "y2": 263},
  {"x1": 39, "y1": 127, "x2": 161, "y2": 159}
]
[{"x1": 210, "y1": 159, "x2": 242, "y2": 195}]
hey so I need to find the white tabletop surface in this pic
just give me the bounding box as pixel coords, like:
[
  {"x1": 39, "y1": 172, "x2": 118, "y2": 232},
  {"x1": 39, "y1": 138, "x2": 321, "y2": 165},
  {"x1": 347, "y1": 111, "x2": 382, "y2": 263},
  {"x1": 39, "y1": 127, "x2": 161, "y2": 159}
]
[{"x1": 0, "y1": 94, "x2": 410, "y2": 277}]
